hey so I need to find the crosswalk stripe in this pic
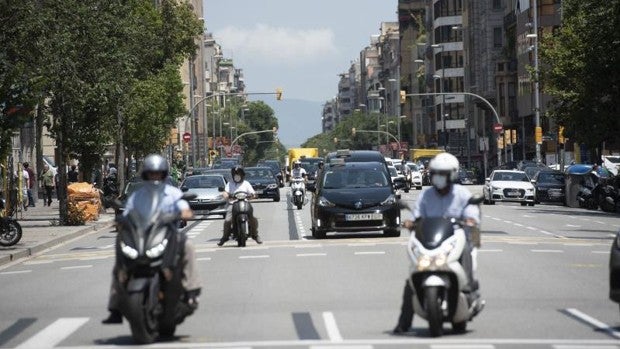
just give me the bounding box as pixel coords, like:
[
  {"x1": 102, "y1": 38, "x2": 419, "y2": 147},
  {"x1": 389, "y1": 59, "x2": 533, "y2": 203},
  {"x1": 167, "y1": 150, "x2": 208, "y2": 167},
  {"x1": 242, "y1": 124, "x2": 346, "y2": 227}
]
[{"x1": 15, "y1": 317, "x2": 89, "y2": 349}]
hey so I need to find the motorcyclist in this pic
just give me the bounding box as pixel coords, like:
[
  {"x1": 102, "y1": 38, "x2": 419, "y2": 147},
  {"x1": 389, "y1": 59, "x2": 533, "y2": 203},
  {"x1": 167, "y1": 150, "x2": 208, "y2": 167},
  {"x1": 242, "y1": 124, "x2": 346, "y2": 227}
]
[
  {"x1": 400, "y1": 159, "x2": 411, "y2": 186},
  {"x1": 393, "y1": 152, "x2": 484, "y2": 334},
  {"x1": 217, "y1": 166, "x2": 262, "y2": 246},
  {"x1": 102, "y1": 154, "x2": 201, "y2": 324},
  {"x1": 291, "y1": 161, "x2": 307, "y2": 181}
]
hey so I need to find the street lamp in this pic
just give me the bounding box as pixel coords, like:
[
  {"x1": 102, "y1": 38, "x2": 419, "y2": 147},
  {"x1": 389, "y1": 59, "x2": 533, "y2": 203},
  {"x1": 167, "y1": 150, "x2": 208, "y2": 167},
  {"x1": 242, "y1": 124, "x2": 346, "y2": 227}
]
[
  {"x1": 527, "y1": 0, "x2": 542, "y2": 163},
  {"x1": 432, "y1": 44, "x2": 446, "y2": 148}
]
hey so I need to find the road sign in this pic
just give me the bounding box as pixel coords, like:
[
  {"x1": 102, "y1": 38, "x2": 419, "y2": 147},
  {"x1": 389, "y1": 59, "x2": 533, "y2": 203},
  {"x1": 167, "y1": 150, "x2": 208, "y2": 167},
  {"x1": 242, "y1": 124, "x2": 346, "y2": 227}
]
[
  {"x1": 493, "y1": 123, "x2": 503, "y2": 133},
  {"x1": 182, "y1": 132, "x2": 191, "y2": 143}
]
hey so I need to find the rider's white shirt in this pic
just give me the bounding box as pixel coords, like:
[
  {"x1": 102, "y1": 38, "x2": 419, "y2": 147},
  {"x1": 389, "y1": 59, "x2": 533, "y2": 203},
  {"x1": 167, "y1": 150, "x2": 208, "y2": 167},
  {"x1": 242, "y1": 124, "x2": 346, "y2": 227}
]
[
  {"x1": 292, "y1": 168, "x2": 306, "y2": 178},
  {"x1": 225, "y1": 180, "x2": 255, "y2": 203}
]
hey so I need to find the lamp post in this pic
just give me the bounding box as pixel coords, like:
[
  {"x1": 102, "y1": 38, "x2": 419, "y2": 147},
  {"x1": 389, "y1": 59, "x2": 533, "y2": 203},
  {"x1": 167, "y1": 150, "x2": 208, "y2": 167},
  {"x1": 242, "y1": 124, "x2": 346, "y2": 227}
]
[
  {"x1": 412, "y1": 59, "x2": 425, "y2": 147},
  {"x1": 528, "y1": 0, "x2": 542, "y2": 163},
  {"x1": 432, "y1": 44, "x2": 445, "y2": 148}
]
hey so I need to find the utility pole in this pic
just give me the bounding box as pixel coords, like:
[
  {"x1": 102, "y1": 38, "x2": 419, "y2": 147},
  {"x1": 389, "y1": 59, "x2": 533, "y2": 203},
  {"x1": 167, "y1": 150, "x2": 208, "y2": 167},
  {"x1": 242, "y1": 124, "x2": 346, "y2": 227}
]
[{"x1": 531, "y1": 0, "x2": 542, "y2": 163}]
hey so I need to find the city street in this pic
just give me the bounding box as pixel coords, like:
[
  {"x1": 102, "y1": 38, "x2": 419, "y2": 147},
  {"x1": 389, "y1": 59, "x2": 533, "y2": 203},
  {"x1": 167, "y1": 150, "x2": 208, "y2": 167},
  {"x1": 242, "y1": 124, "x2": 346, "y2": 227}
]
[{"x1": 0, "y1": 185, "x2": 619, "y2": 348}]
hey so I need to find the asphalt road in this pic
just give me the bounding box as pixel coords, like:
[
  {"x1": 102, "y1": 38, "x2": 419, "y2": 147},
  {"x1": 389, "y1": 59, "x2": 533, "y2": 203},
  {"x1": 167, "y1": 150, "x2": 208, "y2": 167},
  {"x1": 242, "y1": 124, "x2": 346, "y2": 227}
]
[{"x1": 0, "y1": 185, "x2": 619, "y2": 349}]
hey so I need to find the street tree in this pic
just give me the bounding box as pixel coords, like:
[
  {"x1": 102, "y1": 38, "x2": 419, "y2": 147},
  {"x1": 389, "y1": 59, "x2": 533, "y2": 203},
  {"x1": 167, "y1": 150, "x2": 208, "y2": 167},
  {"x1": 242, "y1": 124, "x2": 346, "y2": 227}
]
[{"x1": 539, "y1": 0, "x2": 620, "y2": 160}]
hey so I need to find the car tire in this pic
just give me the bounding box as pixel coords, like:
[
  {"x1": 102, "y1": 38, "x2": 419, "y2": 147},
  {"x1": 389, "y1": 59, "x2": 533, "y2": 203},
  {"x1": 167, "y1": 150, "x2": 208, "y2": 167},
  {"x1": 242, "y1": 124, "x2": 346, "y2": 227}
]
[
  {"x1": 274, "y1": 196, "x2": 280, "y2": 202},
  {"x1": 311, "y1": 226, "x2": 326, "y2": 239},
  {"x1": 520, "y1": 202, "x2": 527, "y2": 206},
  {"x1": 417, "y1": 186, "x2": 422, "y2": 190},
  {"x1": 528, "y1": 202, "x2": 535, "y2": 207},
  {"x1": 489, "y1": 200, "x2": 495, "y2": 205}
]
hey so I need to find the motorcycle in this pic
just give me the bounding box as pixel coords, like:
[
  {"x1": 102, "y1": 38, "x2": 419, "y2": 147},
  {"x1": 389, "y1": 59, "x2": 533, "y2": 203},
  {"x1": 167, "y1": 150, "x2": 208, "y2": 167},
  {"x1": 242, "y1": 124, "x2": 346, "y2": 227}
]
[
  {"x1": 113, "y1": 184, "x2": 196, "y2": 344},
  {"x1": 229, "y1": 191, "x2": 255, "y2": 247},
  {"x1": 102, "y1": 176, "x2": 119, "y2": 209},
  {"x1": 290, "y1": 178, "x2": 305, "y2": 210},
  {"x1": 577, "y1": 184, "x2": 598, "y2": 210},
  {"x1": 0, "y1": 198, "x2": 22, "y2": 247},
  {"x1": 403, "y1": 195, "x2": 484, "y2": 337}
]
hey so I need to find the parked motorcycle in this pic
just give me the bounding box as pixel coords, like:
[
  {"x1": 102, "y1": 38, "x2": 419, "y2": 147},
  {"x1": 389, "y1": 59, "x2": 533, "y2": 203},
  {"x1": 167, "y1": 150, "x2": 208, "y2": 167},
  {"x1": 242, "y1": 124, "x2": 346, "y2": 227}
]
[
  {"x1": 577, "y1": 184, "x2": 598, "y2": 210},
  {"x1": 290, "y1": 178, "x2": 305, "y2": 210},
  {"x1": 102, "y1": 176, "x2": 119, "y2": 209},
  {"x1": 402, "y1": 195, "x2": 484, "y2": 337},
  {"x1": 229, "y1": 191, "x2": 254, "y2": 247},
  {"x1": 113, "y1": 185, "x2": 196, "y2": 344},
  {"x1": 0, "y1": 198, "x2": 22, "y2": 247}
]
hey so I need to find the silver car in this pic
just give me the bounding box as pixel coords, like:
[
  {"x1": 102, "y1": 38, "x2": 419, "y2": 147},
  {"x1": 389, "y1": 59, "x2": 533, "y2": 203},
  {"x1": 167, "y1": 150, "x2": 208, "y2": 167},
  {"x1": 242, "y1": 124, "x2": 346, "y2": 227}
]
[{"x1": 180, "y1": 175, "x2": 228, "y2": 218}]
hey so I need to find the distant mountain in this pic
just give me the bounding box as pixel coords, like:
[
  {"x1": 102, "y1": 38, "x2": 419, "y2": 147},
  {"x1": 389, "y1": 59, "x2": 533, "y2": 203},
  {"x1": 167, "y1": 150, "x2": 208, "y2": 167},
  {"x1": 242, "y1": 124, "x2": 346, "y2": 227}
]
[{"x1": 261, "y1": 98, "x2": 323, "y2": 149}]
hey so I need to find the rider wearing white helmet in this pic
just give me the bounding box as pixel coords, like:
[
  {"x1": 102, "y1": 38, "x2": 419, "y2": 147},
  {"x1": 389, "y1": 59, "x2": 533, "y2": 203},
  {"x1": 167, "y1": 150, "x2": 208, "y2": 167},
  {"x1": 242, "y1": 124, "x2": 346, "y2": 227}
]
[{"x1": 393, "y1": 152, "x2": 483, "y2": 334}]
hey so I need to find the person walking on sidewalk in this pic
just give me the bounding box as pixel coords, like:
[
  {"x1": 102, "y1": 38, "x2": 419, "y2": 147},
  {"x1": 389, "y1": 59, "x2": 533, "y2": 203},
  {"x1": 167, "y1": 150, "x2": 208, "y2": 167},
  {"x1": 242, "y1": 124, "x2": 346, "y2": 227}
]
[
  {"x1": 41, "y1": 164, "x2": 55, "y2": 206},
  {"x1": 67, "y1": 165, "x2": 79, "y2": 184},
  {"x1": 23, "y1": 162, "x2": 36, "y2": 207}
]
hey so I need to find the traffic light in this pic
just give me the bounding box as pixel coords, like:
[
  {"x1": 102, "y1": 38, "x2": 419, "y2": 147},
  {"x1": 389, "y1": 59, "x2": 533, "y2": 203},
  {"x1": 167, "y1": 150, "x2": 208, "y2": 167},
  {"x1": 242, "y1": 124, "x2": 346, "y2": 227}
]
[
  {"x1": 275, "y1": 88, "x2": 283, "y2": 101},
  {"x1": 400, "y1": 90, "x2": 406, "y2": 104},
  {"x1": 351, "y1": 127, "x2": 356, "y2": 136},
  {"x1": 535, "y1": 126, "x2": 543, "y2": 144},
  {"x1": 558, "y1": 126, "x2": 565, "y2": 144},
  {"x1": 511, "y1": 129, "x2": 517, "y2": 144},
  {"x1": 504, "y1": 130, "x2": 511, "y2": 145},
  {"x1": 497, "y1": 134, "x2": 504, "y2": 149}
]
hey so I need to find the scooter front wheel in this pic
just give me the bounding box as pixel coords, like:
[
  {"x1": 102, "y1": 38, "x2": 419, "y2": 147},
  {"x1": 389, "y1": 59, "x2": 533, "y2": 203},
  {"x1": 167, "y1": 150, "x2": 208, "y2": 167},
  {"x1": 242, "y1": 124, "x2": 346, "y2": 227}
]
[
  {"x1": 424, "y1": 286, "x2": 444, "y2": 337},
  {"x1": 237, "y1": 222, "x2": 248, "y2": 247},
  {"x1": 126, "y1": 292, "x2": 158, "y2": 344},
  {"x1": 0, "y1": 220, "x2": 22, "y2": 247}
]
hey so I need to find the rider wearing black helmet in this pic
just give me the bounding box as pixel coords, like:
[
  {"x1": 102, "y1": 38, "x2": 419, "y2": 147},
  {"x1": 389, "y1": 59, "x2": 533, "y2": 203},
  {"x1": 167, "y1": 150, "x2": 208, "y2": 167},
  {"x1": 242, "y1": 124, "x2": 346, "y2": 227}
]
[{"x1": 217, "y1": 166, "x2": 262, "y2": 246}]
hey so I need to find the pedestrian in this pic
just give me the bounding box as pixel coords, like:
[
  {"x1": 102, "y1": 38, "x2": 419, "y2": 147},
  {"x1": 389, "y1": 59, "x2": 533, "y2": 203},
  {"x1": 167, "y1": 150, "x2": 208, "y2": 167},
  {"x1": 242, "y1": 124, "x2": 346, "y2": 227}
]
[
  {"x1": 19, "y1": 166, "x2": 29, "y2": 211},
  {"x1": 40, "y1": 164, "x2": 55, "y2": 206},
  {"x1": 67, "y1": 165, "x2": 79, "y2": 183},
  {"x1": 23, "y1": 162, "x2": 36, "y2": 207}
]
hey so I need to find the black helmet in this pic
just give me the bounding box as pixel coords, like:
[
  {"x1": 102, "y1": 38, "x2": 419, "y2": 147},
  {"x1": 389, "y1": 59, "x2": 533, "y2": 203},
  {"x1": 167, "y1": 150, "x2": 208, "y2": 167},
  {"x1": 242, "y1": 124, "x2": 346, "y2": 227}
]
[
  {"x1": 231, "y1": 166, "x2": 245, "y2": 182},
  {"x1": 141, "y1": 154, "x2": 169, "y2": 181}
]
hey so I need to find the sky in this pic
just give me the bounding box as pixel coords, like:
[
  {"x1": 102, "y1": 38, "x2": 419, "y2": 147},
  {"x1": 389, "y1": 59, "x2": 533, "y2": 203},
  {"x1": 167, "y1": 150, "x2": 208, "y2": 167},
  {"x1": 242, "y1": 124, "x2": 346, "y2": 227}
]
[
  {"x1": 203, "y1": 0, "x2": 397, "y2": 102},
  {"x1": 202, "y1": 0, "x2": 398, "y2": 147}
]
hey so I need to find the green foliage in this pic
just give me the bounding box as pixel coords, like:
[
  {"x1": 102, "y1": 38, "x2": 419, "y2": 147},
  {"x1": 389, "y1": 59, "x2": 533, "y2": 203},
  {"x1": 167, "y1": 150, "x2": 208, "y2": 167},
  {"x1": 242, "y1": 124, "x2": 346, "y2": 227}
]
[
  {"x1": 539, "y1": 0, "x2": 620, "y2": 151},
  {"x1": 233, "y1": 101, "x2": 280, "y2": 165},
  {"x1": 302, "y1": 111, "x2": 381, "y2": 153}
]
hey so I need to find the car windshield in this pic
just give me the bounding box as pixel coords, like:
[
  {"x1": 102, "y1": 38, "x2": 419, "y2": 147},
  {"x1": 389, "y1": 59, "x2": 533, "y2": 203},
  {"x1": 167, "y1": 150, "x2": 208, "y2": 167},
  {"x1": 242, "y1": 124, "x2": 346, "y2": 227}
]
[
  {"x1": 183, "y1": 176, "x2": 225, "y2": 189},
  {"x1": 245, "y1": 168, "x2": 275, "y2": 179},
  {"x1": 537, "y1": 172, "x2": 565, "y2": 184},
  {"x1": 605, "y1": 156, "x2": 620, "y2": 164},
  {"x1": 322, "y1": 167, "x2": 389, "y2": 189},
  {"x1": 407, "y1": 164, "x2": 419, "y2": 171},
  {"x1": 388, "y1": 167, "x2": 398, "y2": 177},
  {"x1": 493, "y1": 172, "x2": 529, "y2": 182}
]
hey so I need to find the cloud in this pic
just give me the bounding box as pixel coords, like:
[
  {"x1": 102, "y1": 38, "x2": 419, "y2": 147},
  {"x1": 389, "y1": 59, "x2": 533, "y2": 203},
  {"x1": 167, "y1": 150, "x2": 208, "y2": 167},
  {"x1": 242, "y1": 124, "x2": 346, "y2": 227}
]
[{"x1": 214, "y1": 24, "x2": 338, "y2": 65}]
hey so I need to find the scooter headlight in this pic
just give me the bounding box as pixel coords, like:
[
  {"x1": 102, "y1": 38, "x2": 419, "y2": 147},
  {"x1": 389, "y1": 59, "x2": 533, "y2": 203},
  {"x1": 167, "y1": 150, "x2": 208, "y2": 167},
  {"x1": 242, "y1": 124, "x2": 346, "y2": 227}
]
[
  {"x1": 120, "y1": 241, "x2": 139, "y2": 260},
  {"x1": 418, "y1": 255, "x2": 432, "y2": 270},
  {"x1": 146, "y1": 238, "x2": 168, "y2": 258}
]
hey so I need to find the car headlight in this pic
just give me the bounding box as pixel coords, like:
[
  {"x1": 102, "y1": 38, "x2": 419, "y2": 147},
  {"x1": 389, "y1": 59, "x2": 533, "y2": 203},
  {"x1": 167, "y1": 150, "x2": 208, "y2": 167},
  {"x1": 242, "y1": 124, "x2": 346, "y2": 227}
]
[
  {"x1": 491, "y1": 186, "x2": 501, "y2": 191},
  {"x1": 120, "y1": 241, "x2": 139, "y2": 260},
  {"x1": 146, "y1": 238, "x2": 168, "y2": 258},
  {"x1": 380, "y1": 194, "x2": 397, "y2": 205},
  {"x1": 318, "y1": 196, "x2": 335, "y2": 207},
  {"x1": 526, "y1": 188, "x2": 534, "y2": 192},
  {"x1": 267, "y1": 184, "x2": 278, "y2": 189}
]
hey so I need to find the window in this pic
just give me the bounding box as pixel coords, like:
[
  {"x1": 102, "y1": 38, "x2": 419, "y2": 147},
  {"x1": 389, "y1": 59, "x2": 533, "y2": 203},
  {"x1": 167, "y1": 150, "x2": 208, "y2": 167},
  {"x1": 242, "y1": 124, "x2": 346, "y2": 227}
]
[
  {"x1": 492, "y1": 0, "x2": 502, "y2": 10},
  {"x1": 493, "y1": 27, "x2": 503, "y2": 47}
]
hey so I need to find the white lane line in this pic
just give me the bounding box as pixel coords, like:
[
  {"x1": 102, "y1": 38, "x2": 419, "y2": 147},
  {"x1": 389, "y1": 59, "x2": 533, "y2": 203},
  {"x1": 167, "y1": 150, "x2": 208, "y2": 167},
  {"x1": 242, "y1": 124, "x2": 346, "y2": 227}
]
[
  {"x1": 0, "y1": 270, "x2": 32, "y2": 275},
  {"x1": 513, "y1": 223, "x2": 524, "y2": 227},
  {"x1": 491, "y1": 217, "x2": 501, "y2": 221},
  {"x1": 61, "y1": 265, "x2": 93, "y2": 270},
  {"x1": 296, "y1": 253, "x2": 327, "y2": 257},
  {"x1": 432, "y1": 345, "x2": 495, "y2": 349},
  {"x1": 503, "y1": 220, "x2": 513, "y2": 224},
  {"x1": 100, "y1": 244, "x2": 115, "y2": 249},
  {"x1": 526, "y1": 226, "x2": 537, "y2": 231},
  {"x1": 478, "y1": 249, "x2": 503, "y2": 253},
  {"x1": 239, "y1": 255, "x2": 270, "y2": 259},
  {"x1": 483, "y1": 215, "x2": 492, "y2": 218},
  {"x1": 531, "y1": 249, "x2": 563, "y2": 253},
  {"x1": 79, "y1": 256, "x2": 110, "y2": 261},
  {"x1": 295, "y1": 244, "x2": 322, "y2": 248},
  {"x1": 539, "y1": 230, "x2": 554, "y2": 236},
  {"x1": 348, "y1": 243, "x2": 376, "y2": 247},
  {"x1": 23, "y1": 260, "x2": 54, "y2": 265},
  {"x1": 15, "y1": 317, "x2": 89, "y2": 349},
  {"x1": 593, "y1": 251, "x2": 611, "y2": 254},
  {"x1": 554, "y1": 345, "x2": 618, "y2": 349},
  {"x1": 594, "y1": 221, "x2": 606, "y2": 225},
  {"x1": 562, "y1": 243, "x2": 593, "y2": 247},
  {"x1": 312, "y1": 346, "x2": 372, "y2": 349},
  {"x1": 566, "y1": 224, "x2": 581, "y2": 227},
  {"x1": 197, "y1": 257, "x2": 211, "y2": 261},
  {"x1": 523, "y1": 214, "x2": 534, "y2": 218},
  {"x1": 564, "y1": 308, "x2": 620, "y2": 339},
  {"x1": 354, "y1": 251, "x2": 386, "y2": 255},
  {"x1": 322, "y1": 312, "x2": 343, "y2": 342}
]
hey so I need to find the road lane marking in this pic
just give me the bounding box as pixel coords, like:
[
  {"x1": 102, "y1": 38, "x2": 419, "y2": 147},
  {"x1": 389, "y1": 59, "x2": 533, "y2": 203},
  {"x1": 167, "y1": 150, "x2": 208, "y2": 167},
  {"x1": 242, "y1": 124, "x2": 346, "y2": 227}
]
[
  {"x1": 563, "y1": 308, "x2": 620, "y2": 339},
  {"x1": 295, "y1": 244, "x2": 322, "y2": 248},
  {"x1": 513, "y1": 223, "x2": 524, "y2": 227},
  {"x1": 79, "y1": 256, "x2": 110, "y2": 261},
  {"x1": 478, "y1": 249, "x2": 503, "y2": 252},
  {"x1": 15, "y1": 317, "x2": 89, "y2": 349},
  {"x1": 526, "y1": 227, "x2": 537, "y2": 231},
  {"x1": 348, "y1": 243, "x2": 376, "y2": 247},
  {"x1": 531, "y1": 249, "x2": 563, "y2": 253},
  {"x1": 23, "y1": 260, "x2": 54, "y2": 265},
  {"x1": 296, "y1": 253, "x2": 327, "y2": 257},
  {"x1": 239, "y1": 255, "x2": 270, "y2": 259},
  {"x1": 491, "y1": 217, "x2": 501, "y2": 221},
  {"x1": 0, "y1": 270, "x2": 32, "y2": 275},
  {"x1": 354, "y1": 251, "x2": 385, "y2": 255},
  {"x1": 554, "y1": 346, "x2": 618, "y2": 349},
  {"x1": 566, "y1": 224, "x2": 581, "y2": 227},
  {"x1": 503, "y1": 220, "x2": 513, "y2": 224},
  {"x1": 595, "y1": 221, "x2": 606, "y2": 225},
  {"x1": 593, "y1": 251, "x2": 610, "y2": 254},
  {"x1": 322, "y1": 312, "x2": 343, "y2": 342},
  {"x1": 312, "y1": 346, "x2": 372, "y2": 349},
  {"x1": 197, "y1": 257, "x2": 211, "y2": 261},
  {"x1": 432, "y1": 345, "x2": 495, "y2": 349},
  {"x1": 60, "y1": 265, "x2": 92, "y2": 270}
]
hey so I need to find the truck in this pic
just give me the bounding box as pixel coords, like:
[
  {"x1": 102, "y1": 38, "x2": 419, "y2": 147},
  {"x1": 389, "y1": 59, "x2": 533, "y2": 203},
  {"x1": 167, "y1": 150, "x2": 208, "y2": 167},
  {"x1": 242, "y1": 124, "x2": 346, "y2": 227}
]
[
  {"x1": 410, "y1": 148, "x2": 445, "y2": 165},
  {"x1": 286, "y1": 148, "x2": 319, "y2": 181}
]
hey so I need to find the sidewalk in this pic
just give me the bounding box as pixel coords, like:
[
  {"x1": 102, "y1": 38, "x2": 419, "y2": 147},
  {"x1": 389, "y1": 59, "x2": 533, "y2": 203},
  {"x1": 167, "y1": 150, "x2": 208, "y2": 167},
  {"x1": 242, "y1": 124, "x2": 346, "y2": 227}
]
[{"x1": 0, "y1": 199, "x2": 115, "y2": 267}]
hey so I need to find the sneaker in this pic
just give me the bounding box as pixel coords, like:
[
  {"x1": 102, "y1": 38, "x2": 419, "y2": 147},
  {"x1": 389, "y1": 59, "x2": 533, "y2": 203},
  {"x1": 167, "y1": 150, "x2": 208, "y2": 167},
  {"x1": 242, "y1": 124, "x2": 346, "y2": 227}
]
[
  {"x1": 217, "y1": 239, "x2": 227, "y2": 247},
  {"x1": 253, "y1": 236, "x2": 263, "y2": 244},
  {"x1": 392, "y1": 325, "x2": 410, "y2": 335},
  {"x1": 101, "y1": 310, "x2": 123, "y2": 324},
  {"x1": 185, "y1": 289, "x2": 201, "y2": 310}
]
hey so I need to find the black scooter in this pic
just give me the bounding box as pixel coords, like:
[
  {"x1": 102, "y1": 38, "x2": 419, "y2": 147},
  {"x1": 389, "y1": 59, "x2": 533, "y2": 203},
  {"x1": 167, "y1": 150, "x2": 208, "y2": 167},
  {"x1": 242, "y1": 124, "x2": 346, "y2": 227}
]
[
  {"x1": 229, "y1": 191, "x2": 254, "y2": 247},
  {"x1": 113, "y1": 184, "x2": 196, "y2": 344},
  {"x1": 0, "y1": 198, "x2": 22, "y2": 247}
]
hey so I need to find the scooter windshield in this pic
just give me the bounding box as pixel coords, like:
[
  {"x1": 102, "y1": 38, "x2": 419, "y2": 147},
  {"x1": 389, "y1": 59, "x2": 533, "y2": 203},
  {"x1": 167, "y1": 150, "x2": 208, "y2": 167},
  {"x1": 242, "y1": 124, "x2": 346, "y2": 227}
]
[
  {"x1": 125, "y1": 182, "x2": 165, "y2": 232},
  {"x1": 415, "y1": 217, "x2": 455, "y2": 249}
]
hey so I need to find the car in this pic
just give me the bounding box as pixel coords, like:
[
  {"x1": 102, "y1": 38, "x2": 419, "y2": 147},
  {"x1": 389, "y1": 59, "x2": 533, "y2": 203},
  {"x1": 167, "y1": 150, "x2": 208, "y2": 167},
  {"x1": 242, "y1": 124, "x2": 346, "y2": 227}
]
[
  {"x1": 309, "y1": 160, "x2": 400, "y2": 239},
  {"x1": 406, "y1": 162, "x2": 423, "y2": 190},
  {"x1": 457, "y1": 170, "x2": 477, "y2": 185},
  {"x1": 388, "y1": 165, "x2": 408, "y2": 192},
  {"x1": 609, "y1": 230, "x2": 620, "y2": 312},
  {"x1": 483, "y1": 170, "x2": 536, "y2": 206},
  {"x1": 244, "y1": 166, "x2": 281, "y2": 202},
  {"x1": 257, "y1": 160, "x2": 284, "y2": 187},
  {"x1": 202, "y1": 168, "x2": 233, "y2": 183},
  {"x1": 532, "y1": 170, "x2": 566, "y2": 204},
  {"x1": 180, "y1": 175, "x2": 227, "y2": 218}
]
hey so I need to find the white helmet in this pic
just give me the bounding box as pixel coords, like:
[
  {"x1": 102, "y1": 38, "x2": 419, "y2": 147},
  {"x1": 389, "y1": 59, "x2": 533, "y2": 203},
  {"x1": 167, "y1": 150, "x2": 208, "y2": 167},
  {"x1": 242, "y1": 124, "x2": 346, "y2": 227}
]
[{"x1": 428, "y1": 153, "x2": 459, "y2": 189}]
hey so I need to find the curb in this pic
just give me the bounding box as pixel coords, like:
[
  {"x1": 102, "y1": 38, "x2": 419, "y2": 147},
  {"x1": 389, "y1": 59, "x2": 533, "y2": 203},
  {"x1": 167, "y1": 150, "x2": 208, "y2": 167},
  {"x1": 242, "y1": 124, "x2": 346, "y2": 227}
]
[{"x1": 0, "y1": 220, "x2": 114, "y2": 267}]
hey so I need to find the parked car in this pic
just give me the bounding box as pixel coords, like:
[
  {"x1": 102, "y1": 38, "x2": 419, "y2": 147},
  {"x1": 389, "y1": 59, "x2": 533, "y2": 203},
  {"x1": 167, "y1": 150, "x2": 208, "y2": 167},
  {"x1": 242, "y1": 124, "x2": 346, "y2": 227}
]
[
  {"x1": 244, "y1": 166, "x2": 281, "y2": 202},
  {"x1": 309, "y1": 160, "x2": 400, "y2": 239},
  {"x1": 483, "y1": 170, "x2": 536, "y2": 206},
  {"x1": 532, "y1": 170, "x2": 566, "y2": 204},
  {"x1": 180, "y1": 175, "x2": 227, "y2": 218}
]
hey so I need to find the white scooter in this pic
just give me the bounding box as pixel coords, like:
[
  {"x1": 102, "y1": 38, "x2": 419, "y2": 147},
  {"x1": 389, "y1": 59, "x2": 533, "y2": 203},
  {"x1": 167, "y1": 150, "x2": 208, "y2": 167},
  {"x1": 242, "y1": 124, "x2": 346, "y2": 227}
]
[
  {"x1": 403, "y1": 195, "x2": 484, "y2": 337},
  {"x1": 290, "y1": 177, "x2": 305, "y2": 210}
]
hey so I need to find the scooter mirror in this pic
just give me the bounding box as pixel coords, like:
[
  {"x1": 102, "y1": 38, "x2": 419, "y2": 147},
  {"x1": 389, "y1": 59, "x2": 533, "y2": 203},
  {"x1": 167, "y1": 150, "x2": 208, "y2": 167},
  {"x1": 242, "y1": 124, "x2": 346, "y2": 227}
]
[{"x1": 606, "y1": 196, "x2": 615, "y2": 204}]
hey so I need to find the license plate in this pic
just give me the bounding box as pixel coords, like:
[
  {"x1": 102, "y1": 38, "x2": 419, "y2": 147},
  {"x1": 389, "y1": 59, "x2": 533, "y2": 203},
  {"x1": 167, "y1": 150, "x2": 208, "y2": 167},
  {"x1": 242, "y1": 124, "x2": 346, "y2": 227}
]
[
  {"x1": 256, "y1": 190, "x2": 263, "y2": 194},
  {"x1": 345, "y1": 213, "x2": 383, "y2": 221},
  {"x1": 548, "y1": 189, "x2": 562, "y2": 197},
  {"x1": 507, "y1": 190, "x2": 519, "y2": 197}
]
